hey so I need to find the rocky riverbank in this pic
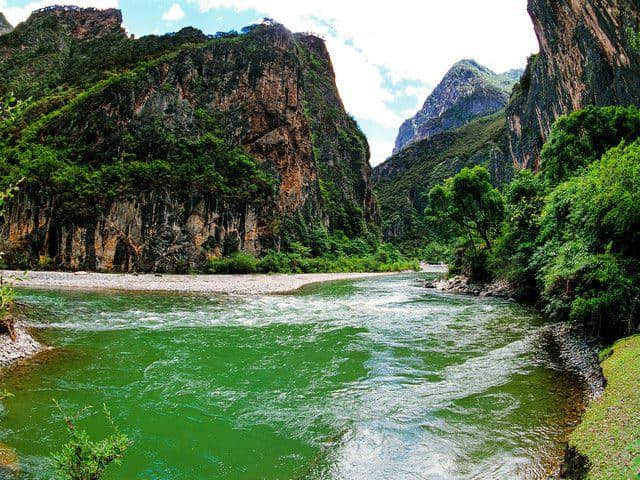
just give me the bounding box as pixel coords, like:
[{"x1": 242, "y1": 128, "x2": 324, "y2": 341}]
[
  {"x1": 424, "y1": 271, "x2": 608, "y2": 479},
  {"x1": 545, "y1": 323, "x2": 606, "y2": 401},
  {"x1": 0, "y1": 322, "x2": 44, "y2": 369},
  {"x1": 426, "y1": 274, "x2": 606, "y2": 399},
  {"x1": 425, "y1": 274, "x2": 515, "y2": 299}
]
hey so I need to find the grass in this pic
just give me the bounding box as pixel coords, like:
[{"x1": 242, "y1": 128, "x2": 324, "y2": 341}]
[{"x1": 569, "y1": 335, "x2": 640, "y2": 479}]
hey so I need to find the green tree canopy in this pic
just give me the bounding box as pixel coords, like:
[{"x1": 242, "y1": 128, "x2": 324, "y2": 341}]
[
  {"x1": 535, "y1": 139, "x2": 640, "y2": 337},
  {"x1": 540, "y1": 105, "x2": 640, "y2": 186},
  {"x1": 426, "y1": 165, "x2": 504, "y2": 251}
]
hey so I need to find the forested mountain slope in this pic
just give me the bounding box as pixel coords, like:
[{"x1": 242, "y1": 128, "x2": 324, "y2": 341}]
[
  {"x1": 374, "y1": 112, "x2": 512, "y2": 242},
  {"x1": 0, "y1": 7, "x2": 377, "y2": 272}
]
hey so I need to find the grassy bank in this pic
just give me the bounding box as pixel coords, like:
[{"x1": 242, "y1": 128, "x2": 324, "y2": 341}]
[{"x1": 569, "y1": 335, "x2": 640, "y2": 479}]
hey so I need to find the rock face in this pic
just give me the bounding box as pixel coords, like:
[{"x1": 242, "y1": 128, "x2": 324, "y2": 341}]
[
  {"x1": 0, "y1": 13, "x2": 11, "y2": 35},
  {"x1": 0, "y1": 8, "x2": 376, "y2": 272},
  {"x1": 393, "y1": 60, "x2": 521, "y2": 153},
  {"x1": 507, "y1": 0, "x2": 640, "y2": 170},
  {"x1": 26, "y1": 5, "x2": 124, "y2": 39}
]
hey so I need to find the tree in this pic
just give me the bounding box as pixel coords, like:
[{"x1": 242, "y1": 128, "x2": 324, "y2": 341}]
[
  {"x1": 540, "y1": 105, "x2": 640, "y2": 185},
  {"x1": 535, "y1": 140, "x2": 640, "y2": 337},
  {"x1": 427, "y1": 166, "x2": 504, "y2": 251},
  {"x1": 490, "y1": 169, "x2": 546, "y2": 299}
]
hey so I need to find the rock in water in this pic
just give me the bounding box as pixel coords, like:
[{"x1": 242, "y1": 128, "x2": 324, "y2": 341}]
[
  {"x1": 0, "y1": 443, "x2": 19, "y2": 474},
  {"x1": 0, "y1": 323, "x2": 43, "y2": 368}
]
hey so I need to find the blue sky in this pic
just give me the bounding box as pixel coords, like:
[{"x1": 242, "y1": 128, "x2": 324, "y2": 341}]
[{"x1": 0, "y1": 0, "x2": 539, "y2": 165}]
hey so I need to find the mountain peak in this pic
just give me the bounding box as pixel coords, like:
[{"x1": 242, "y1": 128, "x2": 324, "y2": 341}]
[
  {"x1": 451, "y1": 59, "x2": 494, "y2": 75},
  {"x1": 23, "y1": 5, "x2": 125, "y2": 40},
  {"x1": 393, "y1": 59, "x2": 522, "y2": 154}
]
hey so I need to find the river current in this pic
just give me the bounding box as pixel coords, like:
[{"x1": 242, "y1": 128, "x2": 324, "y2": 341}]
[{"x1": 0, "y1": 273, "x2": 581, "y2": 479}]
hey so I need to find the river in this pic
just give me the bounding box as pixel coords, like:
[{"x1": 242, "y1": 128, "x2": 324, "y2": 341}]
[{"x1": 0, "y1": 273, "x2": 582, "y2": 479}]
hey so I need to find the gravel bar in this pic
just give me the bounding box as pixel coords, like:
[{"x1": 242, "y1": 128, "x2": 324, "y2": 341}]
[{"x1": 2, "y1": 266, "x2": 447, "y2": 295}]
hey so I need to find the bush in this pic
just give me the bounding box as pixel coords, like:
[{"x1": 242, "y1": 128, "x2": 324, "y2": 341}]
[
  {"x1": 489, "y1": 169, "x2": 546, "y2": 299},
  {"x1": 204, "y1": 230, "x2": 419, "y2": 275},
  {"x1": 206, "y1": 252, "x2": 258, "y2": 274},
  {"x1": 533, "y1": 140, "x2": 640, "y2": 337},
  {"x1": 51, "y1": 403, "x2": 130, "y2": 480},
  {"x1": 540, "y1": 105, "x2": 640, "y2": 186},
  {"x1": 256, "y1": 251, "x2": 296, "y2": 274}
]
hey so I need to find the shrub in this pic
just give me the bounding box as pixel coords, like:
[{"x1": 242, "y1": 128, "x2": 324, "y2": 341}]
[
  {"x1": 206, "y1": 252, "x2": 258, "y2": 274},
  {"x1": 540, "y1": 105, "x2": 640, "y2": 186},
  {"x1": 205, "y1": 234, "x2": 418, "y2": 275},
  {"x1": 534, "y1": 140, "x2": 640, "y2": 337},
  {"x1": 256, "y1": 251, "x2": 295, "y2": 274},
  {"x1": 51, "y1": 402, "x2": 130, "y2": 480},
  {"x1": 489, "y1": 169, "x2": 546, "y2": 299}
]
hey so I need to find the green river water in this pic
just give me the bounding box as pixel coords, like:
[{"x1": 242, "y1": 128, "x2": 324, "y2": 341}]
[{"x1": 0, "y1": 274, "x2": 581, "y2": 479}]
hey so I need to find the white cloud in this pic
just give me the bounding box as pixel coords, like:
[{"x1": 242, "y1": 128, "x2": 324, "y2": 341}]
[
  {"x1": 186, "y1": 0, "x2": 538, "y2": 163},
  {"x1": 326, "y1": 38, "x2": 401, "y2": 129},
  {"x1": 1, "y1": 0, "x2": 119, "y2": 26},
  {"x1": 162, "y1": 3, "x2": 185, "y2": 21},
  {"x1": 188, "y1": 0, "x2": 536, "y2": 84},
  {"x1": 369, "y1": 139, "x2": 395, "y2": 167}
]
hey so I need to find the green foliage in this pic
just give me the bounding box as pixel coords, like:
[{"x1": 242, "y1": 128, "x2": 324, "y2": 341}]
[
  {"x1": 51, "y1": 402, "x2": 130, "y2": 480},
  {"x1": 206, "y1": 233, "x2": 419, "y2": 274},
  {"x1": 489, "y1": 169, "x2": 545, "y2": 299},
  {"x1": 207, "y1": 252, "x2": 259, "y2": 274},
  {"x1": 0, "y1": 389, "x2": 13, "y2": 401},
  {"x1": 424, "y1": 165, "x2": 505, "y2": 281},
  {"x1": 423, "y1": 106, "x2": 640, "y2": 337},
  {"x1": 0, "y1": 93, "x2": 32, "y2": 123},
  {"x1": 540, "y1": 105, "x2": 640, "y2": 186},
  {"x1": 0, "y1": 181, "x2": 21, "y2": 336},
  {"x1": 427, "y1": 166, "x2": 504, "y2": 251},
  {"x1": 627, "y1": 26, "x2": 640, "y2": 54},
  {"x1": 534, "y1": 140, "x2": 640, "y2": 337},
  {"x1": 0, "y1": 131, "x2": 276, "y2": 226}
]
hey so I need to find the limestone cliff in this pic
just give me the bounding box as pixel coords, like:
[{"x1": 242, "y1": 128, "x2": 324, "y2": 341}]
[
  {"x1": 394, "y1": 60, "x2": 520, "y2": 153},
  {"x1": 507, "y1": 0, "x2": 640, "y2": 169},
  {"x1": 0, "y1": 8, "x2": 376, "y2": 272}
]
